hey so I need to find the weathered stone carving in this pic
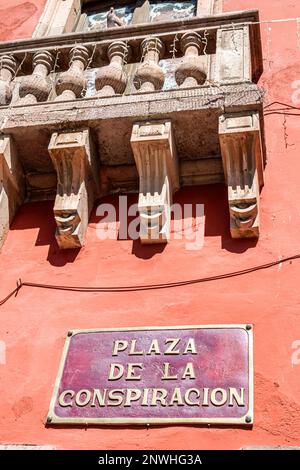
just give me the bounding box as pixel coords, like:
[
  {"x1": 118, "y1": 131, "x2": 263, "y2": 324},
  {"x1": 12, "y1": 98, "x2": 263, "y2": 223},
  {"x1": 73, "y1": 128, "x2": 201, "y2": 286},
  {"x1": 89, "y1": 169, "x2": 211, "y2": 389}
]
[
  {"x1": 107, "y1": 7, "x2": 124, "y2": 28},
  {"x1": 48, "y1": 128, "x2": 98, "y2": 249},
  {"x1": 130, "y1": 120, "x2": 179, "y2": 244},
  {"x1": 175, "y1": 32, "x2": 207, "y2": 87},
  {"x1": 0, "y1": 136, "x2": 24, "y2": 249},
  {"x1": 55, "y1": 46, "x2": 89, "y2": 101},
  {"x1": 219, "y1": 111, "x2": 264, "y2": 238},
  {"x1": 19, "y1": 51, "x2": 54, "y2": 104},
  {"x1": 0, "y1": 55, "x2": 17, "y2": 106},
  {"x1": 133, "y1": 38, "x2": 165, "y2": 92},
  {"x1": 95, "y1": 41, "x2": 130, "y2": 96}
]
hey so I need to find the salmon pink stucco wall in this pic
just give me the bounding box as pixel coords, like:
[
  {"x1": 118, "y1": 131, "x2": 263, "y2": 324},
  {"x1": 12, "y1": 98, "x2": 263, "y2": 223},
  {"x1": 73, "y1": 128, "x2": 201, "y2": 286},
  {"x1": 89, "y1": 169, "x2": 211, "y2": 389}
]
[
  {"x1": 0, "y1": 1, "x2": 46, "y2": 41},
  {"x1": 0, "y1": 0, "x2": 300, "y2": 450}
]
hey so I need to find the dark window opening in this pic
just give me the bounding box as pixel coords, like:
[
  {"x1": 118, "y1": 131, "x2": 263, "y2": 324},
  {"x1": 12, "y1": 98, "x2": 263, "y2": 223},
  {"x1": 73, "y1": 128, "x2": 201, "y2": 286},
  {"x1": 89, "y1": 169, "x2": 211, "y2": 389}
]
[
  {"x1": 81, "y1": 0, "x2": 196, "y2": 31},
  {"x1": 82, "y1": 1, "x2": 136, "y2": 30},
  {"x1": 149, "y1": 1, "x2": 196, "y2": 23}
]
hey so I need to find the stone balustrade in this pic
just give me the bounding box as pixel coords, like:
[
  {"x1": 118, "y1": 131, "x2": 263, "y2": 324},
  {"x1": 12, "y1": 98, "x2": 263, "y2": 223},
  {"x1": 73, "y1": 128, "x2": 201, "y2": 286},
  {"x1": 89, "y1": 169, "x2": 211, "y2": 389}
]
[{"x1": 0, "y1": 12, "x2": 259, "y2": 106}]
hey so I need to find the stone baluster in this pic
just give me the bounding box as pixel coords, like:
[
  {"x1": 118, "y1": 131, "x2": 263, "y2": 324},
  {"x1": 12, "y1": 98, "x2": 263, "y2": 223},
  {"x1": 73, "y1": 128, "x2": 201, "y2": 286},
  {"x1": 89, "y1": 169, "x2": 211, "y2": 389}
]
[
  {"x1": 18, "y1": 51, "x2": 54, "y2": 104},
  {"x1": 55, "y1": 46, "x2": 89, "y2": 101},
  {"x1": 134, "y1": 38, "x2": 165, "y2": 92},
  {"x1": 0, "y1": 55, "x2": 17, "y2": 106},
  {"x1": 95, "y1": 41, "x2": 130, "y2": 97},
  {"x1": 175, "y1": 32, "x2": 207, "y2": 88}
]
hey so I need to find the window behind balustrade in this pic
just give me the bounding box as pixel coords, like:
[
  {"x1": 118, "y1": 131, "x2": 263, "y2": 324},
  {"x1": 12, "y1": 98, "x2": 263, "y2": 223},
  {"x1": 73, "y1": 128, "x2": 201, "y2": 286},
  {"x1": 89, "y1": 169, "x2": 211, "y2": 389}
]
[
  {"x1": 29, "y1": 1, "x2": 210, "y2": 101},
  {"x1": 78, "y1": 1, "x2": 196, "y2": 31},
  {"x1": 33, "y1": 1, "x2": 222, "y2": 38},
  {"x1": 79, "y1": 1, "x2": 197, "y2": 94}
]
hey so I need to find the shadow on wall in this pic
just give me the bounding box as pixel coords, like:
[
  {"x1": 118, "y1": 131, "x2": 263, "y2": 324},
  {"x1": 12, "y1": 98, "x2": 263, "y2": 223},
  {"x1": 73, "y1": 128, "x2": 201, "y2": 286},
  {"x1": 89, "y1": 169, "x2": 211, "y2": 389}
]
[
  {"x1": 10, "y1": 200, "x2": 81, "y2": 267},
  {"x1": 197, "y1": 185, "x2": 258, "y2": 254},
  {"x1": 9, "y1": 184, "x2": 257, "y2": 267}
]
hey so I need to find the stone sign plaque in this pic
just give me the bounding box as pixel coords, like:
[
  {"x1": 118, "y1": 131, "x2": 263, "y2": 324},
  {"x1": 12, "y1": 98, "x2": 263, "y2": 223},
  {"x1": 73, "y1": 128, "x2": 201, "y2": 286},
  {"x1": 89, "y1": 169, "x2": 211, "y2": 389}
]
[{"x1": 47, "y1": 325, "x2": 253, "y2": 425}]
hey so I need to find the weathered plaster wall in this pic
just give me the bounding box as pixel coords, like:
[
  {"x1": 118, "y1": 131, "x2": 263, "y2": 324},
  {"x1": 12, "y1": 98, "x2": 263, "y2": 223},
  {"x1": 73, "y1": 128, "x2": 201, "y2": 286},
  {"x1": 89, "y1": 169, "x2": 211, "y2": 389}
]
[
  {"x1": 0, "y1": 0, "x2": 300, "y2": 450},
  {"x1": 0, "y1": 1, "x2": 46, "y2": 41}
]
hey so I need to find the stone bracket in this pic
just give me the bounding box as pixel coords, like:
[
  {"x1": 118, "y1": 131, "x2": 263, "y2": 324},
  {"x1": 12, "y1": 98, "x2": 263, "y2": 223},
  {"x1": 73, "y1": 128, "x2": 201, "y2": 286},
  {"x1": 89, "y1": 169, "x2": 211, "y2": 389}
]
[
  {"x1": 48, "y1": 128, "x2": 98, "y2": 249},
  {"x1": 0, "y1": 136, "x2": 24, "y2": 249},
  {"x1": 219, "y1": 111, "x2": 264, "y2": 239},
  {"x1": 130, "y1": 120, "x2": 179, "y2": 244}
]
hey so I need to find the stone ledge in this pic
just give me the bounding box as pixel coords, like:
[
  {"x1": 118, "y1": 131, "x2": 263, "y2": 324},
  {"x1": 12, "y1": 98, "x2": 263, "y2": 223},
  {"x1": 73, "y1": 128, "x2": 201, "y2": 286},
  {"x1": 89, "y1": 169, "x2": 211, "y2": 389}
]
[{"x1": 0, "y1": 84, "x2": 263, "y2": 132}]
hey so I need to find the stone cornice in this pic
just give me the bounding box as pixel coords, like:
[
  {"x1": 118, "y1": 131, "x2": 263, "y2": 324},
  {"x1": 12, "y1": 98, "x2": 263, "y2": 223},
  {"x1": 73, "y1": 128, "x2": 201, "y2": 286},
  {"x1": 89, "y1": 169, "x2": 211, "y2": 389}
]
[{"x1": 0, "y1": 83, "x2": 264, "y2": 130}]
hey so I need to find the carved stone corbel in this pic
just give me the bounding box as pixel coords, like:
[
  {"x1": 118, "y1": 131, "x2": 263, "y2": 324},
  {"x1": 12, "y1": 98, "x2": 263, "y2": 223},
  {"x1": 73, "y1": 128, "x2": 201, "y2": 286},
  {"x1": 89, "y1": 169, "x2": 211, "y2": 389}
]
[
  {"x1": 133, "y1": 38, "x2": 165, "y2": 92},
  {"x1": 19, "y1": 51, "x2": 54, "y2": 104},
  {"x1": 55, "y1": 46, "x2": 89, "y2": 101},
  {"x1": 0, "y1": 55, "x2": 17, "y2": 106},
  {"x1": 95, "y1": 41, "x2": 131, "y2": 97},
  {"x1": 0, "y1": 136, "x2": 24, "y2": 249},
  {"x1": 219, "y1": 111, "x2": 264, "y2": 238},
  {"x1": 130, "y1": 120, "x2": 179, "y2": 244},
  {"x1": 175, "y1": 32, "x2": 207, "y2": 88},
  {"x1": 48, "y1": 128, "x2": 98, "y2": 249}
]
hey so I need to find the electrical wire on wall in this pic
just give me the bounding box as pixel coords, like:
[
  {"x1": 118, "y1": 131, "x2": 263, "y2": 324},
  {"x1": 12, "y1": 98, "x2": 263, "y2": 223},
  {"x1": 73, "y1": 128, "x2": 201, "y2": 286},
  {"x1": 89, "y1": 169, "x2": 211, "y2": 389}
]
[{"x1": 0, "y1": 253, "x2": 299, "y2": 306}]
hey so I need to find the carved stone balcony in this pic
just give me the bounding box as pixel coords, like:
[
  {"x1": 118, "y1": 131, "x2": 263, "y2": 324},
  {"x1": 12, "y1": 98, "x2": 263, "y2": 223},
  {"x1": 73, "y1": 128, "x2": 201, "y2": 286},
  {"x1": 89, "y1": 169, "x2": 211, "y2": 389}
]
[{"x1": 0, "y1": 9, "x2": 265, "y2": 247}]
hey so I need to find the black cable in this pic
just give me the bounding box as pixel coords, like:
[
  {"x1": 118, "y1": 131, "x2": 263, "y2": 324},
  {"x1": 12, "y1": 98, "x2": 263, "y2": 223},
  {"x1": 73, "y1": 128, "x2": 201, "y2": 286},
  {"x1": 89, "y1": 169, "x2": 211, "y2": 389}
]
[
  {"x1": 0, "y1": 282, "x2": 22, "y2": 307},
  {"x1": 263, "y1": 101, "x2": 300, "y2": 116},
  {"x1": 0, "y1": 253, "x2": 299, "y2": 306}
]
